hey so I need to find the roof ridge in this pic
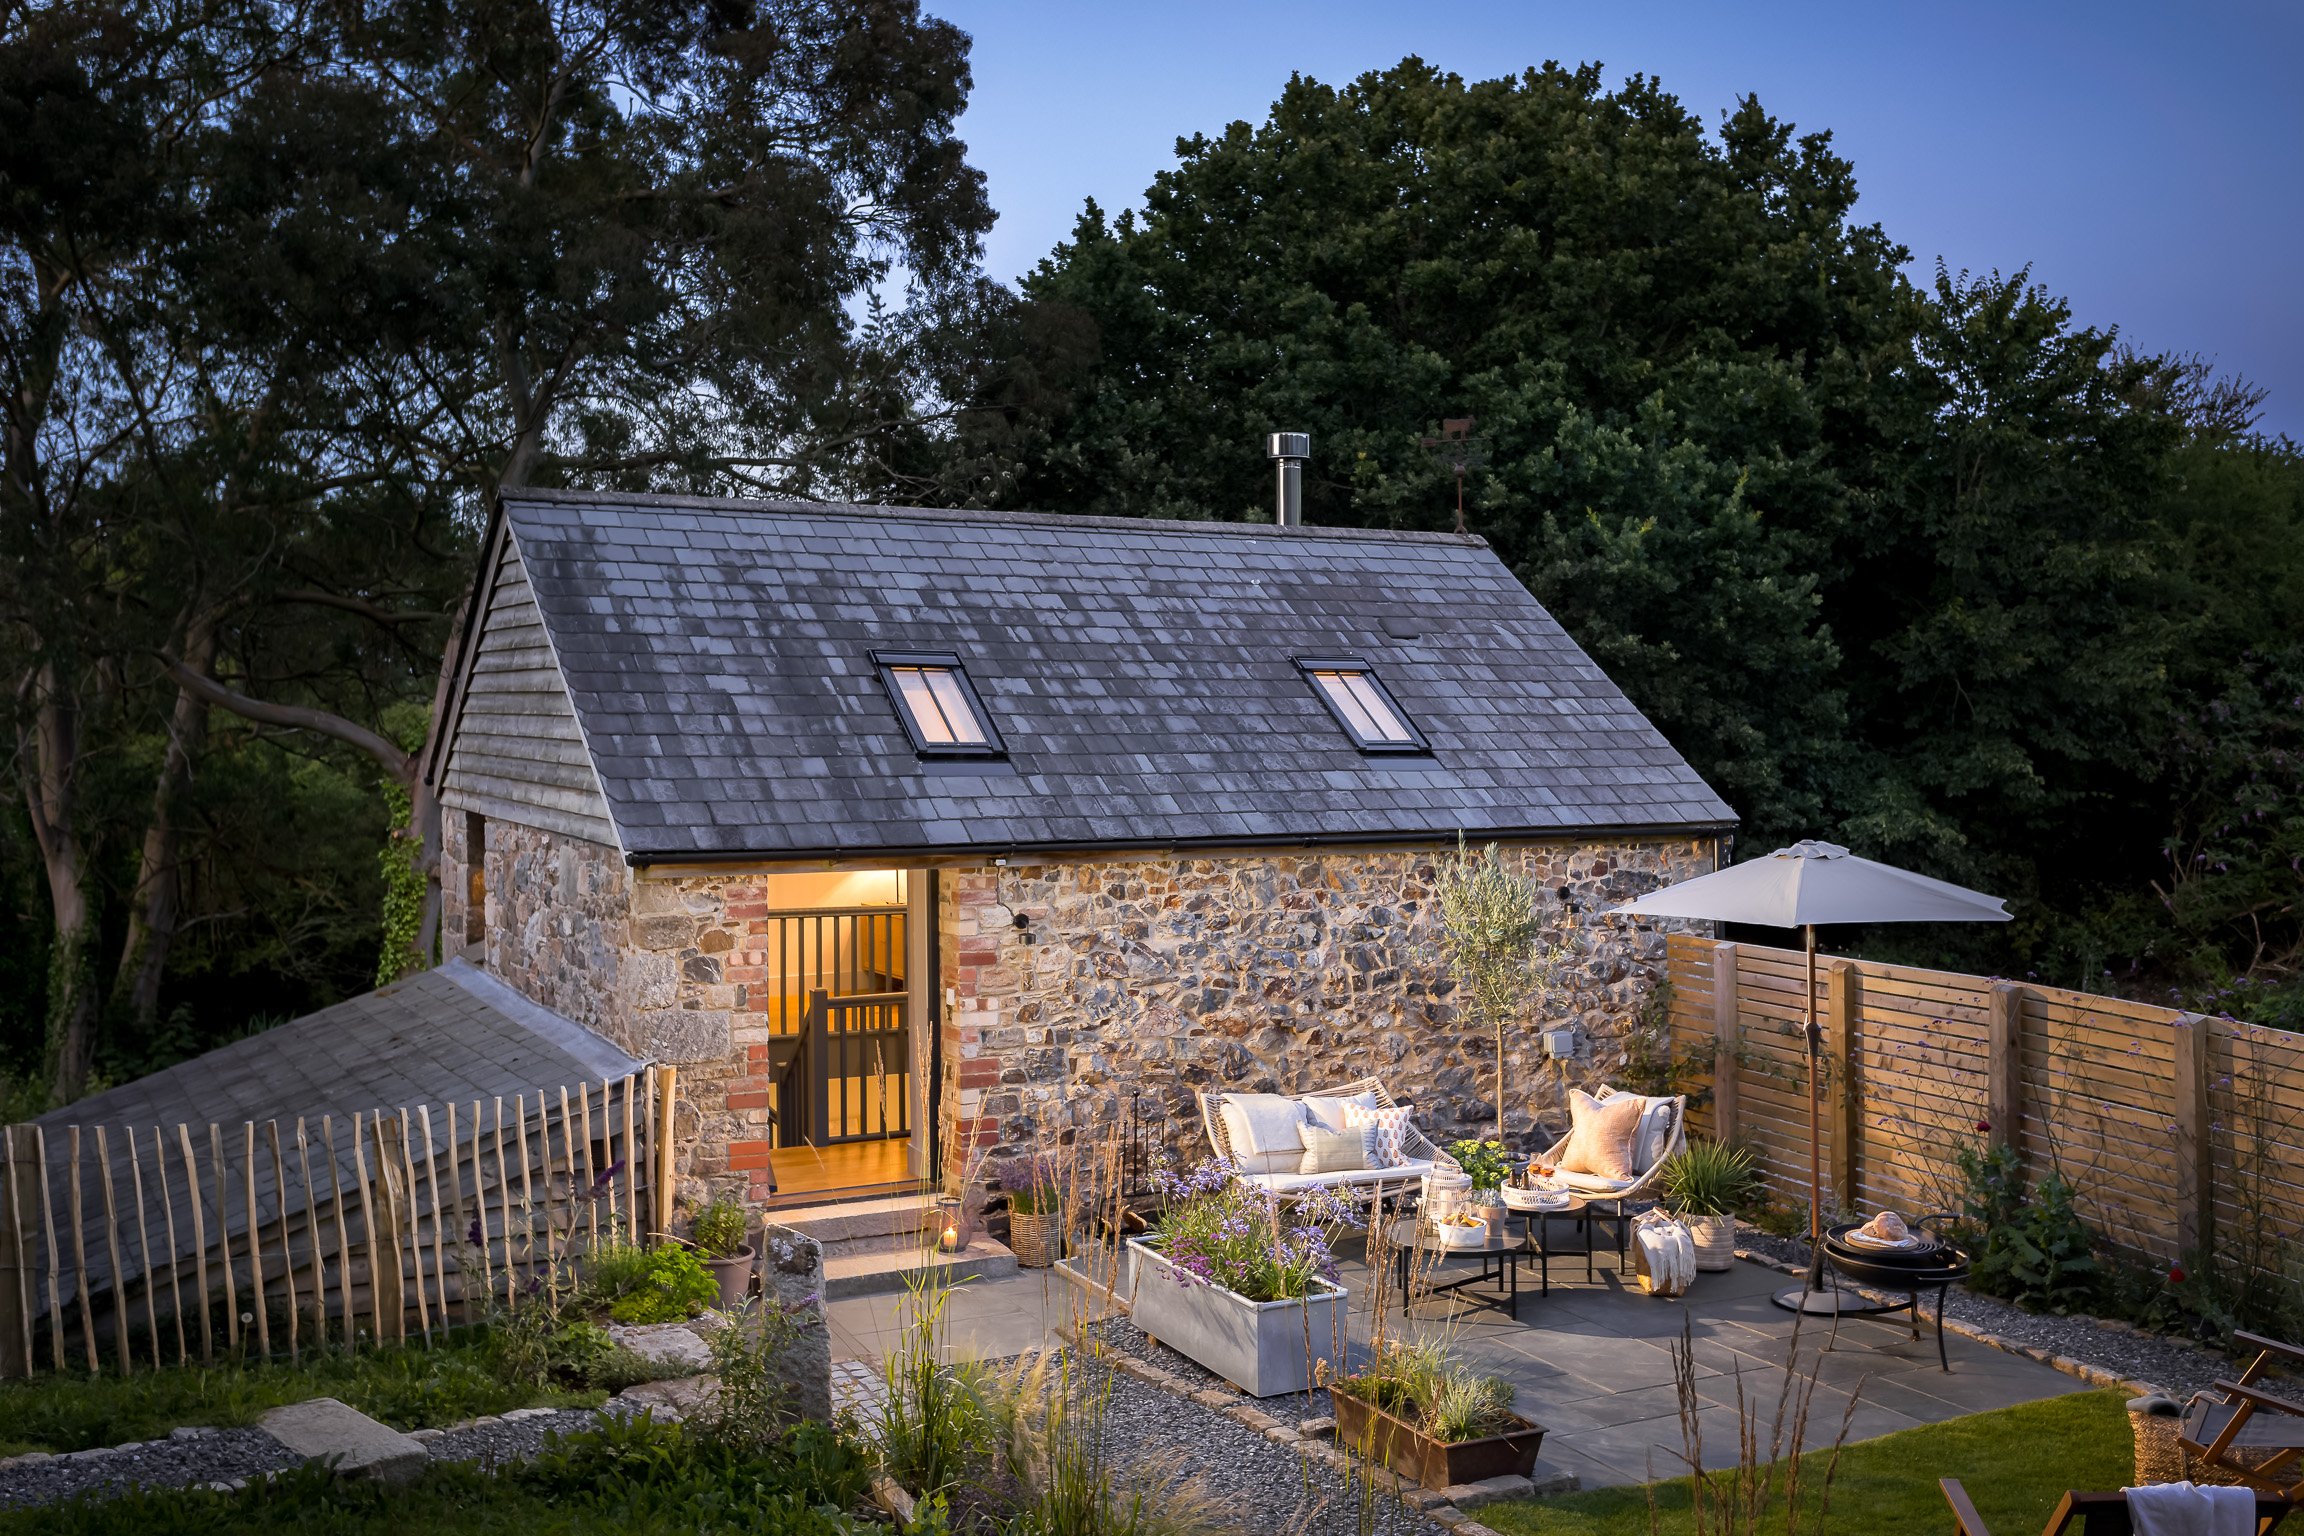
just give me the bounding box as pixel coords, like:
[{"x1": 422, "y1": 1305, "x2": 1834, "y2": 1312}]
[{"x1": 498, "y1": 487, "x2": 1489, "y2": 548}]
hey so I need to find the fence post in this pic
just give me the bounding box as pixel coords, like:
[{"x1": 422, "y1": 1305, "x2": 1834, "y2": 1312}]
[
  {"x1": 654, "y1": 1066, "x2": 679, "y2": 1236},
  {"x1": 0, "y1": 1125, "x2": 34, "y2": 1377},
  {"x1": 2174, "y1": 1012, "x2": 2213, "y2": 1258},
  {"x1": 1827, "y1": 960, "x2": 1859, "y2": 1214},
  {"x1": 1711, "y1": 943, "x2": 1739, "y2": 1143},
  {"x1": 1988, "y1": 982, "x2": 2024, "y2": 1159}
]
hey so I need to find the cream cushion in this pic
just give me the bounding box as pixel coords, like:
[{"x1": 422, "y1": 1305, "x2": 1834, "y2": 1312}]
[
  {"x1": 1239, "y1": 1157, "x2": 1436, "y2": 1193},
  {"x1": 1300, "y1": 1091, "x2": 1379, "y2": 1134},
  {"x1": 1219, "y1": 1094, "x2": 1307, "y2": 1177},
  {"x1": 1620, "y1": 1094, "x2": 1678, "y2": 1172},
  {"x1": 1299, "y1": 1127, "x2": 1370, "y2": 1175},
  {"x1": 1560, "y1": 1089, "x2": 1644, "y2": 1180}
]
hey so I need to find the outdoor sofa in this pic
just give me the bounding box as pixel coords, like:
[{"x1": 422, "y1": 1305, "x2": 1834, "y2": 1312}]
[{"x1": 1198, "y1": 1076, "x2": 1462, "y2": 1196}]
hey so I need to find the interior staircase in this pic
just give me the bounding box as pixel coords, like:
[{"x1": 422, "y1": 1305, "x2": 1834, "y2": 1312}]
[{"x1": 770, "y1": 1193, "x2": 1017, "y2": 1299}]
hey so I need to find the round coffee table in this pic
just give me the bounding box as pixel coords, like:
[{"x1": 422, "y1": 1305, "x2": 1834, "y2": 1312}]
[
  {"x1": 1518, "y1": 1195, "x2": 1629, "y2": 1282},
  {"x1": 1392, "y1": 1218, "x2": 1541, "y2": 1319}
]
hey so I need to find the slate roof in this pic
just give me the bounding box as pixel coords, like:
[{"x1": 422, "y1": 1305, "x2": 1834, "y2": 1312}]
[
  {"x1": 497, "y1": 489, "x2": 1736, "y2": 861},
  {"x1": 33, "y1": 960, "x2": 645, "y2": 1300}
]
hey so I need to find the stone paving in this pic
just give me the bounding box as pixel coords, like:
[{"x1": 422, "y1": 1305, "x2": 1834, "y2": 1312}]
[{"x1": 824, "y1": 1248, "x2": 2088, "y2": 1491}]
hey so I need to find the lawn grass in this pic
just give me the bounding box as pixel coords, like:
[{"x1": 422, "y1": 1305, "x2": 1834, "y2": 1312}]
[
  {"x1": 1482, "y1": 1389, "x2": 2131, "y2": 1535},
  {"x1": 0, "y1": 1328, "x2": 599, "y2": 1454}
]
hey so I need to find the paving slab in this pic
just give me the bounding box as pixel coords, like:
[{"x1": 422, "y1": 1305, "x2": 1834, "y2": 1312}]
[{"x1": 258, "y1": 1397, "x2": 428, "y2": 1484}]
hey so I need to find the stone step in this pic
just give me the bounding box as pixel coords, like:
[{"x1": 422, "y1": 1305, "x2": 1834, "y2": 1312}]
[
  {"x1": 823, "y1": 1237, "x2": 1017, "y2": 1299},
  {"x1": 259, "y1": 1397, "x2": 429, "y2": 1484},
  {"x1": 773, "y1": 1193, "x2": 934, "y2": 1246}
]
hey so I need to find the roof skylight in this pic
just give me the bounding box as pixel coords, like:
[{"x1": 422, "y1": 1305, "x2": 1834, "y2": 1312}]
[
  {"x1": 1296, "y1": 658, "x2": 1428, "y2": 754},
  {"x1": 873, "y1": 652, "x2": 1004, "y2": 759}
]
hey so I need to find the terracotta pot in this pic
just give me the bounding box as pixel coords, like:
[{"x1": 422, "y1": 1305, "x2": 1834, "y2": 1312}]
[
  {"x1": 1330, "y1": 1390, "x2": 1545, "y2": 1489},
  {"x1": 704, "y1": 1245, "x2": 755, "y2": 1309},
  {"x1": 1010, "y1": 1208, "x2": 1062, "y2": 1268}
]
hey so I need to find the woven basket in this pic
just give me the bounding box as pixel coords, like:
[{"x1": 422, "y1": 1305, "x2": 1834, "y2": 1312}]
[
  {"x1": 2130, "y1": 1397, "x2": 2274, "y2": 1488},
  {"x1": 1009, "y1": 1208, "x2": 1062, "y2": 1269},
  {"x1": 1686, "y1": 1215, "x2": 1738, "y2": 1272}
]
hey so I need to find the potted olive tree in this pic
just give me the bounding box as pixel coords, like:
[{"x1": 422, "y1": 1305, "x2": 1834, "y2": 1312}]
[
  {"x1": 1324, "y1": 1338, "x2": 1545, "y2": 1488},
  {"x1": 690, "y1": 1196, "x2": 755, "y2": 1307},
  {"x1": 1126, "y1": 1161, "x2": 1357, "y2": 1396},
  {"x1": 1660, "y1": 1139, "x2": 1759, "y2": 1271}
]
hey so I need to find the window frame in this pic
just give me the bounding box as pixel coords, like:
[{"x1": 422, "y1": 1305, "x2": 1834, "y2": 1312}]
[
  {"x1": 871, "y1": 650, "x2": 1007, "y2": 760},
  {"x1": 1294, "y1": 656, "x2": 1431, "y2": 755}
]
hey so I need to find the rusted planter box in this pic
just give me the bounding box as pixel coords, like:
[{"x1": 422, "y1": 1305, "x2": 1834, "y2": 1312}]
[{"x1": 1330, "y1": 1389, "x2": 1545, "y2": 1489}]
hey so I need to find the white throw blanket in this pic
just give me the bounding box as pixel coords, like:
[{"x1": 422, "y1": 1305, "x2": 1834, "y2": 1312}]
[{"x1": 2123, "y1": 1481, "x2": 2257, "y2": 1536}]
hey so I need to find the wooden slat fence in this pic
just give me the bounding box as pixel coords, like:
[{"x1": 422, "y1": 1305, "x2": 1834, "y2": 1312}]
[
  {"x1": 0, "y1": 1064, "x2": 679, "y2": 1378},
  {"x1": 1668, "y1": 934, "x2": 2304, "y2": 1270}
]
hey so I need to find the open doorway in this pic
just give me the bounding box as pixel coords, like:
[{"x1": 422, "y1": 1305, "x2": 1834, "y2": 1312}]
[{"x1": 755, "y1": 870, "x2": 926, "y2": 1200}]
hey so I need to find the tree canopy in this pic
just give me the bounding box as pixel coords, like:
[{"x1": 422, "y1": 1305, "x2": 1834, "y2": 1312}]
[
  {"x1": 923, "y1": 59, "x2": 2304, "y2": 1016},
  {"x1": 2, "y1": 33, "x2": 2298, "y2": 1106}
]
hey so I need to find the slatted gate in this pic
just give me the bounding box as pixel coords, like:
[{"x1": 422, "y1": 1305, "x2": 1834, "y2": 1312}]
[{"x1": 760, "y1": 909, "x2": 909, "y2": 1148}]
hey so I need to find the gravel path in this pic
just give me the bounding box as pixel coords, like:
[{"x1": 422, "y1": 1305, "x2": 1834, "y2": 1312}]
[
  {"x1": 0, "y1": 1427, "x2": 300, "y2": 1510},
  {"x1": 418, "y1": 1407, "x2": 608, "y2": 1467},
  {"x1": 1092, "y1": 1365, "x2": 1446, "y2": 1536},
  {"x1": 1737, "y1": 1226, "x2": 2235, "y2": 1398},
  {"x1": 0, "y1": 1402, "x2": 638, "y2": 1512}
]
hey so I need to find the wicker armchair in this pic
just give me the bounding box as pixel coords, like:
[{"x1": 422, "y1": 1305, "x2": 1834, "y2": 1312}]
[
  {"x1": 1532, "y1": 1087, "x2": 1686, "y2": 1208},
  {"x1": 1197, "y1": 1076, "x2": 1462, "y2": 1196}
]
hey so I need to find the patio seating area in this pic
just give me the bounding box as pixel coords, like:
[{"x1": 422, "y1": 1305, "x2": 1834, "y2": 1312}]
[{"x1": 824, "y1": 1245, "x2": 2089, "y2": 1491}]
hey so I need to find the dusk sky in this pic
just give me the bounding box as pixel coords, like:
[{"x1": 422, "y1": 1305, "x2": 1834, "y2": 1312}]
[{"x1": 934, "y1": 1, "x2": 2303, "y2": 440}]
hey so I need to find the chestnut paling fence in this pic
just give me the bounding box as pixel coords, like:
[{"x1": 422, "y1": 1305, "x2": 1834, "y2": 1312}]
[
  {"x1": 0, "y1": 1065, "x2": 680, "y2": 1379},
  {"x1": 1665, "y1": 934, "x2": 2304, "y2": 1269}
]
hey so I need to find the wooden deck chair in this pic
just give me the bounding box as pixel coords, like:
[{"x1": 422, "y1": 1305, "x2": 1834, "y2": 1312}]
[
  {"x1": 2183, "y1": 1333, "x2": 2304, "y2": 1497},
  {"x1": 1940, "y1": 1478, "x2": 2292, "y2": 1534}
]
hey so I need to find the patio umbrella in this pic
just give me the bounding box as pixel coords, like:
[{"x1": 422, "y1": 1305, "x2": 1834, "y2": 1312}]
[{"x1": 1606, "y1": 840, "x2": 2011, "y2": 1313}]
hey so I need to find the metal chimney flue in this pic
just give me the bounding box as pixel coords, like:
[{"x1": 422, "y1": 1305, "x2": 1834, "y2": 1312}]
[{"x1": 1266, "y1": 431, "x2": 1309, "y2": 527}]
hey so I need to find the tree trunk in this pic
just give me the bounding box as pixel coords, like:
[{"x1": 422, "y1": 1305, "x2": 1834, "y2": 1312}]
[
  {"x1": 21, "y1": 661, "x2": 99, "y2": 1102},
  {"x1": 163, "y1": 660, "x2": 443, "y2": 980},
  {"x1": 114, "y1": 619, "x2": 216, "y2": 1034}
]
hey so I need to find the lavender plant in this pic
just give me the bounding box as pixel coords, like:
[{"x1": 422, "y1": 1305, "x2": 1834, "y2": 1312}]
[{"x1": 1147, "y1": 1159, "x2": 1360, "y2": 1302}]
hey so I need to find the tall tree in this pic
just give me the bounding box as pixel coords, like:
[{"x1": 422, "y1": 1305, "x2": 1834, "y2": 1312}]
[
  {"x1": 175, "y1": 0, "x2": 992, "y2": 966},
  {"x1": 932, "y1": 60, "x2": 1920, "y2": 841}
]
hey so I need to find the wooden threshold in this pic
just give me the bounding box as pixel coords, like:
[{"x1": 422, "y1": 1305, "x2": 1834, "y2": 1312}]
[{"x1": 764, "y1": 1136, "x2": 913, "y2": 1203}]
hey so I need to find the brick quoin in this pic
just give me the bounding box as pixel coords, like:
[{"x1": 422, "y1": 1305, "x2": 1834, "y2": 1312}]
[{"x1": 727, "y1": 1140, "x2": 773, "y2": 1171}]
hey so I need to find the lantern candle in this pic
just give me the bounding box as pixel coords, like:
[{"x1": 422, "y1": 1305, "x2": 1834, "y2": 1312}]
[{"x1": 935, "y1": 1195, "x2": 964, "y2": 1253}]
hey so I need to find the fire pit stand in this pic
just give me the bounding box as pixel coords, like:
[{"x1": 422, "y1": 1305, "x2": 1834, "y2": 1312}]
[{"x1": 1817, "y1": 1215, "x2": 1971, "y2": 1372}]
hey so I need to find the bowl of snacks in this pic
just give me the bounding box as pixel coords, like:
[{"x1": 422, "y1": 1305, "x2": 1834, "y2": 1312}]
[{"x1": 1431, "y1": 1210, "x2": 1492, "y2": 1249}]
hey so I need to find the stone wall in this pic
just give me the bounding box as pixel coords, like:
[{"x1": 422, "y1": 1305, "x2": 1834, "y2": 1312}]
[
  {"x1": 936, "y1": 839, "x2": 1714, "y2": 1186},
  {"x1": 477, "y1": 821, "x2": 637, "y2": 1054},
  {"x1": 453, "y1": 818, "x2": 1712, "y2": 1208}
]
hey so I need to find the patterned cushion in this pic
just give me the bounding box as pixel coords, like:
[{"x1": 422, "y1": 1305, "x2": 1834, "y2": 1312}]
[
  {"x1": 1560, "y1": 1089, "x2": 1644, "y2": 1180},
  {"x1": 1344, "y1": 1102, "x2": 1414, "y2": 1168}
]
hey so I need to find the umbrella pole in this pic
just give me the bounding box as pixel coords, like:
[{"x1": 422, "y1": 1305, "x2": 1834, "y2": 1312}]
[
  {"x1": 1807, "y1": 923, "x2": 1822, "y2": 1249},
  {"x1": 1775, "y1": 923, "x2": 1895, "y2": 1317}
]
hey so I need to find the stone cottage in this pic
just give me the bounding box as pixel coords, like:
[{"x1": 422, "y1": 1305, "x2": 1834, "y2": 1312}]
[{"x1": 422, "y1": 488, "x2": 1733, "y2": 1207}]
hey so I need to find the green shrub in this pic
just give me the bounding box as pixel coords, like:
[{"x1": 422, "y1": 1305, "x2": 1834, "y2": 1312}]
[
  {"x1": 1957, "y1": 1138, "x2": 2099, "y2": 1313},
  {"x1": 1325, "y1": 1337, "x2": 1519, "y2": 1443},
  {"x1": 1447, "y1": 1138, "x2": 1513, "y2": 1195},
  {"x1": 690, "y1": 1197, "x2": 750, "y2": 1260},
  {"x1": 1660, "y1": 1138, "x2": 1759, "y2": 1217},
  {"x1": 580, "y1": 1240, "x2": 720, "y2": 1323}
]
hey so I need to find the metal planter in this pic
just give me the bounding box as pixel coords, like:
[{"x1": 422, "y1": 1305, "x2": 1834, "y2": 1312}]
[{"x1": 1124, "y1": 1238, "x2": 1347, "y2": 1398}]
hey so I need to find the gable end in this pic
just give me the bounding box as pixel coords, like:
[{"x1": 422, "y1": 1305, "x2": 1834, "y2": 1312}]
[{"x1": 439, "y1": 533, "x2": 620, "y2": 848}]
